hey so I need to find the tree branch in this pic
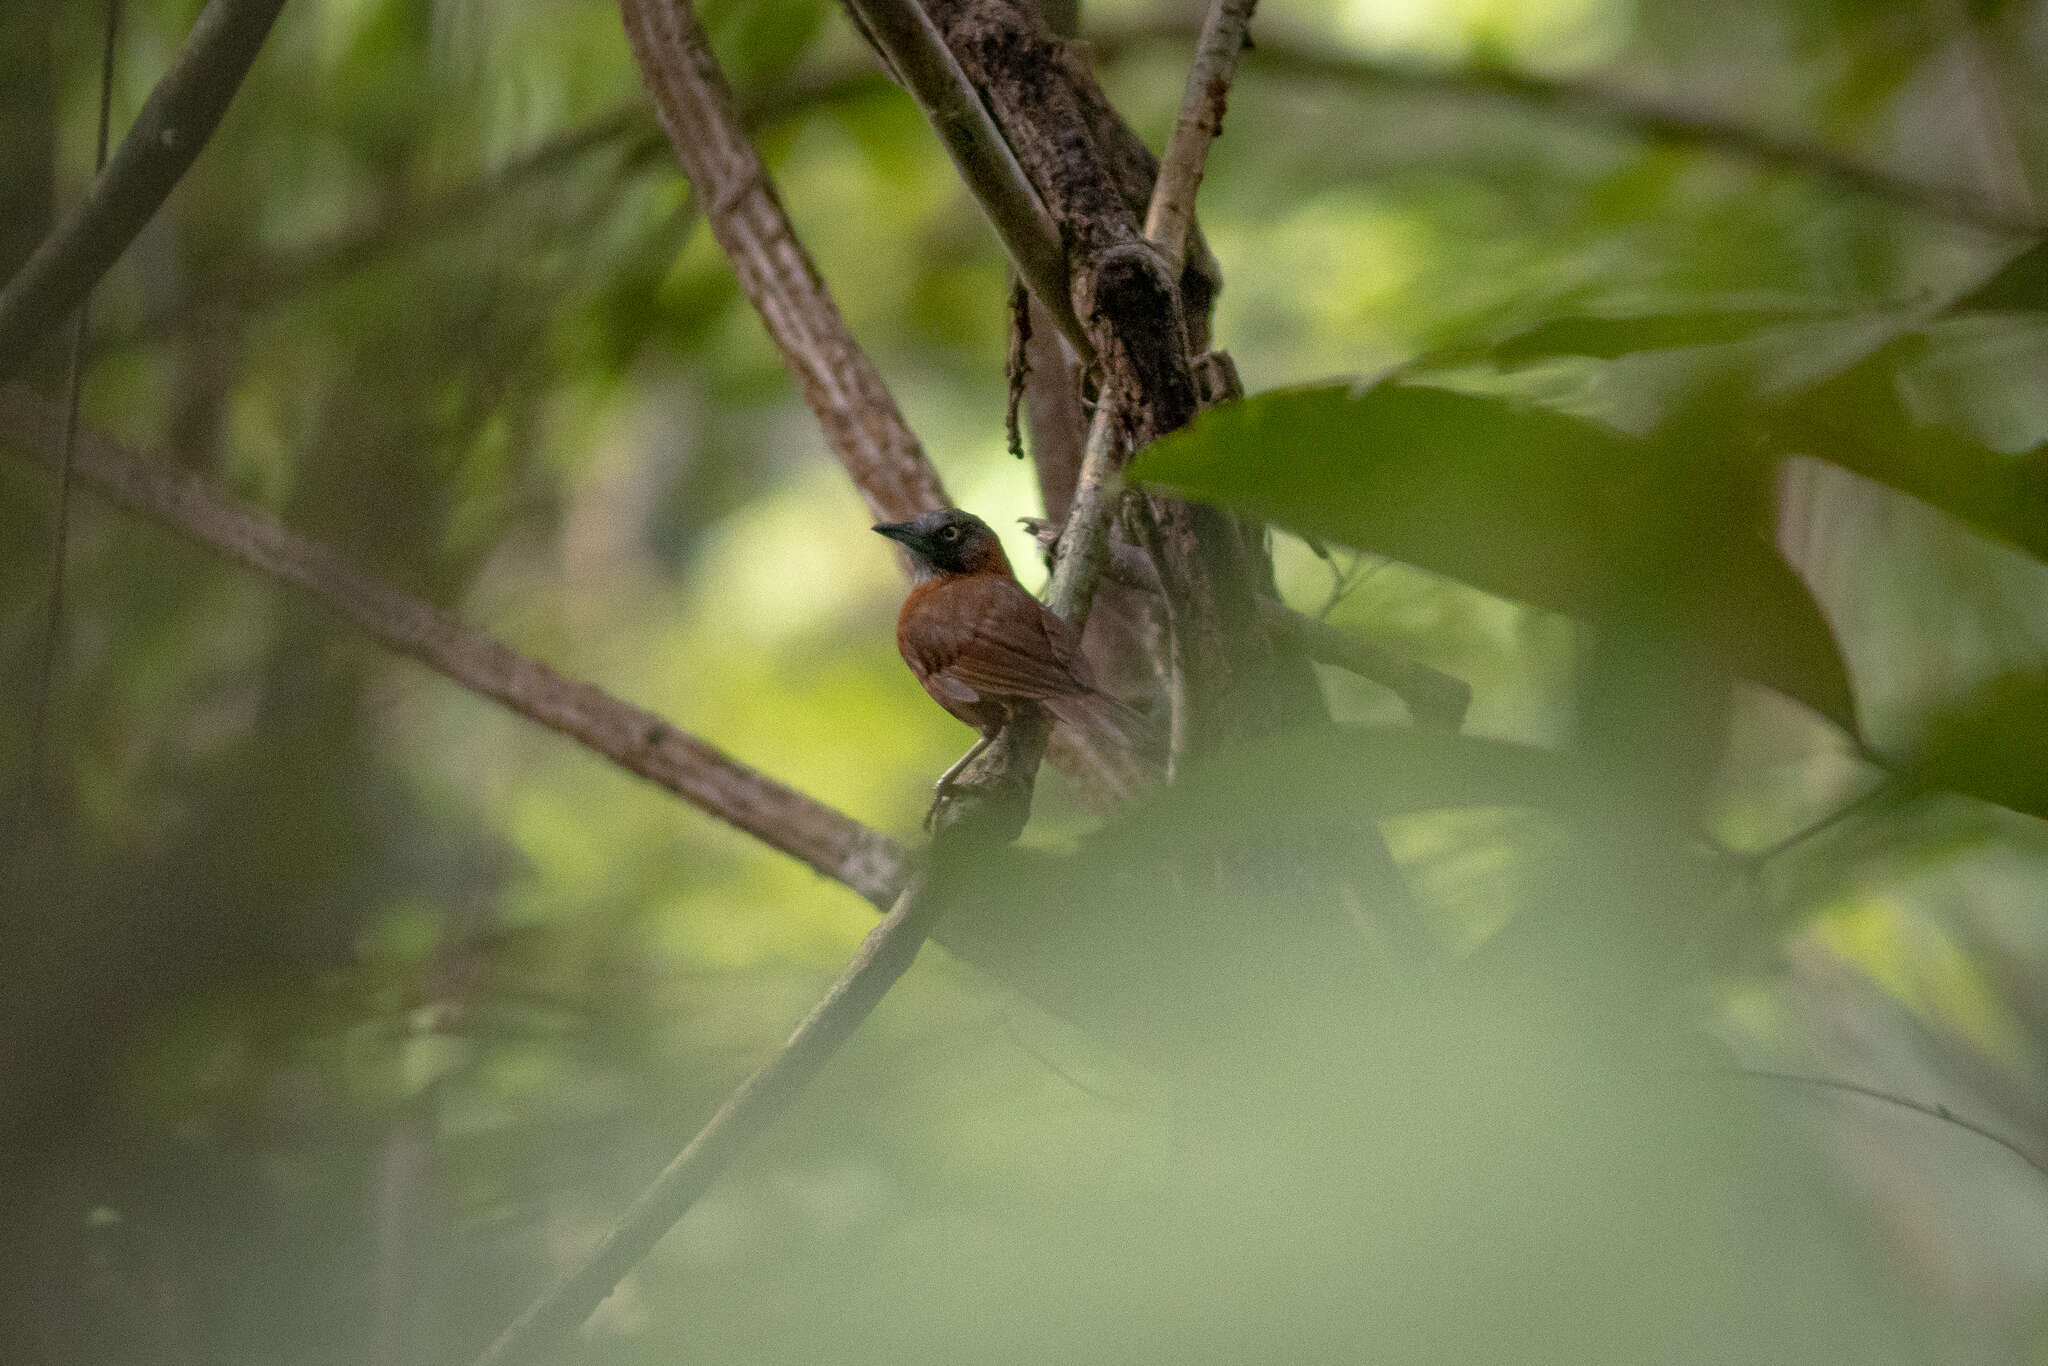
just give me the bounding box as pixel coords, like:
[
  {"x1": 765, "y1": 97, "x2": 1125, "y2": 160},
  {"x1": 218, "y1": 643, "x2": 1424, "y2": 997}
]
[
  {"x1": 619, "y1": 0, "x2": 948, "y2": 525},
  {"x1": 838, "y1": 0, "x2": 1091, "y2": 360},
  {"x1": 0, "y1": 383, "x2": 911, "y2": 909},
  {"x1": 0, "y1": 0, "x2": 290, "y2": 382},
  {"x1": 470, "y1": 870, "x2": 940, "y2": 1366},
  {"x1": 1095, "y1": 19, "x2": 2043, "y2": 239},
  {"x1": 1049, "y1": 0, "x2": 1255, "y2": 631},
  {"x1": 917, "y1": 0, "x2": 1278, "y2": 807},
  {"x1": 452, "y1": 13, "x2": 1001, "y2": 1360}
]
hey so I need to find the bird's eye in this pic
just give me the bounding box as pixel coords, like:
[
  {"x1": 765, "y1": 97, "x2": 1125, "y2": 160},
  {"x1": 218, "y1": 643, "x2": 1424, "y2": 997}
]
[{"x1": 938, "y1": 526, "x2": 961, "y2": 542}]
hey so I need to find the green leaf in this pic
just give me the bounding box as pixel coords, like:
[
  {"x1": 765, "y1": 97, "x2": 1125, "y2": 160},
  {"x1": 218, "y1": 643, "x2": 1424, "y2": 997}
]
[
  {"x1": 1480, "y1": 296, "x2": 2048, "y2": 566},
  {"x1": 1950, "y1": 237, "x2": 2048, "y2": 314},
  {"x1": 1764, "y1": 339, "x2": 2048, "y2": 565},
  {"x1": 1906, "y1": 671, "x2": 2048, "y2": 824},
  {"x1": 1131, "y1": 382, "x2": 1857, "y2": 731},
  {"x1": 1486, "y1": 299, "x2": 1845, "y2": 365}
]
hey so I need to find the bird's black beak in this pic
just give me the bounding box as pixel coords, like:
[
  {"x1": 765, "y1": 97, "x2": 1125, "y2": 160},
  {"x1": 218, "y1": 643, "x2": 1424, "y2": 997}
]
[{"x1": 872, "y1": 521, "x2": 919, "y2": 548}]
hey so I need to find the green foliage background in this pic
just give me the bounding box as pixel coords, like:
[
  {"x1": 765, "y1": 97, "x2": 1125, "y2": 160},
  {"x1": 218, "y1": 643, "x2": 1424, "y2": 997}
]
[{"x1": 4, "y1": 0, "x2": 2048, "y2": 1361}]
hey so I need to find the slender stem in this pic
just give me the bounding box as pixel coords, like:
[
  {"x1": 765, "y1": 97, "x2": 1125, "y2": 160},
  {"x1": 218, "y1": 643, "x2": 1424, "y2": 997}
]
[
  {"x1": 840, "y1": 0, "x2": 1091, "y2": 360},
  {"x1": 0, "y1": 0, "x2": 289, "y2": 381},
  {"x1": 1043, "y1": 401, "x2": 1124, "y2": 625},
  {"x1": 27, "y1": 0, "x2": 122, "y2": 790},
  {"x1": 0, "y1": 384, "x2": 911, "y2": 909},
  {"x1": 1746, "y1": 778, "x2": 1903, "y2": 867},
  {"x1": 1141, "y1": 0, "x2": 1255, "y2": 270},
  {"x1": 470, "y1": 873, "x2": 941, "y2": 1366},
  {"x1": 1256, "y1": 598, "x2": 1470, "y2": 730},
  {"x1": 1741, "y1": 1068, "x2": 2048, "y2": 1180}
]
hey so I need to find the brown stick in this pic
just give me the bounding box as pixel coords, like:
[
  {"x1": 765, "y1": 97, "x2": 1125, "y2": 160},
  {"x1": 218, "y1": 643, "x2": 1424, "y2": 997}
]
[
  {"x1": 0, "y1": 383, "x2": 911, "y2": 909},
  {"x1": 620, "y1": 0, "x2": 947, "y2": 524},
  {"x1": 0, "y1": 0, "x2": 290, "y2": 381}
]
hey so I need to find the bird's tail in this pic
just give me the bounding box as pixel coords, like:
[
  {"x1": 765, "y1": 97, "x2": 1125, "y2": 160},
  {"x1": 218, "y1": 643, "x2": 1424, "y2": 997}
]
[{"x1": 1043, "y1": 690, "x2": 1165, "y2": 804}]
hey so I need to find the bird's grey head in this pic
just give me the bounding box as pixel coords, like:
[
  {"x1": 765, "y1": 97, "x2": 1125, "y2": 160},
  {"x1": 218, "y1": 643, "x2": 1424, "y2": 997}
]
[{"x1": 872, "y1": 507, "x2": 1009, "y2": 579}]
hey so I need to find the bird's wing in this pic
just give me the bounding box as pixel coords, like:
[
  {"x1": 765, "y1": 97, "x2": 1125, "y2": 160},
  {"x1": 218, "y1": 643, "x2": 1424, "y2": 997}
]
[{"x1": 904, "y1": 576, "x2": 1090, "y2": 704}]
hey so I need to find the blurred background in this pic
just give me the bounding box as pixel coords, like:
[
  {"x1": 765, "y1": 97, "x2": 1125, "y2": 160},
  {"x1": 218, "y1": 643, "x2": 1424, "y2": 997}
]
[{"x1": 4, "y1": 0, "x2": 2048, "y2": 1360}]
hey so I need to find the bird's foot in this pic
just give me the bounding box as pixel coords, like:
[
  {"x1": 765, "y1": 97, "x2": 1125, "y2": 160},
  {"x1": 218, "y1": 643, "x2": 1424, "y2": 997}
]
[{"x1": 923, "y1": 776, "x2": 960, "y2": 833}]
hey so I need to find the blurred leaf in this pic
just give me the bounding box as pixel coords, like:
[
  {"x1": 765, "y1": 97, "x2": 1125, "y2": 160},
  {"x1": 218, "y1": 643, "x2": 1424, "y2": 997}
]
[
  {"x1": 1131, "y1": 382, "x2": 1857, "y2": 730},
  {"x1": 1766, "y1": 340, "x2": 2048, "y2": 565},
  {"x1": 1486, "y1": 298, "x2": 1847, "y2": 365},
  {"x1": 1907, "y1": 671, "x2": 2048, "y2": 824},
  {"x1": 1950, "y1": 237, "x2": 2048, "y2": 314}
]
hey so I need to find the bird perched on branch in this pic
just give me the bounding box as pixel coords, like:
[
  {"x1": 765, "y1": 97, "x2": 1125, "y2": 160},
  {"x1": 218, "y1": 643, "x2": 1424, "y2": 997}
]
[{"x1": 875, "y1": 507, "x2": 1153, "y2": 829}]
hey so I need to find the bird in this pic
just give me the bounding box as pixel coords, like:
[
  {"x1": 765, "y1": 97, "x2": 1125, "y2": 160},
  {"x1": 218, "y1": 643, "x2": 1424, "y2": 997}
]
[{"x1": 874, "y1": 507, "x2": 1151, "y2": 828}]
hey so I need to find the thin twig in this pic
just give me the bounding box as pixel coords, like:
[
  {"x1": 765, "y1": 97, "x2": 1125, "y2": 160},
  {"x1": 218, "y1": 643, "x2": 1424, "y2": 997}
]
[
  {"x1": 620, "y1": 0, "x2": 948, "y2": 525},
  {"x1": 28, "y1": 0, "x2": 122, "y2": 789},
  {"x1": 0, "y1": 384, "x2": 911, "y2": 909},
  {"x1": 1257, "y1": 598, "x2": 1469, "y2": 731},
  {"x1": 1140, "y1": 0, "x2": 1254, "y2": 269},
  {"x1": 1745, "y1": 778, "x2": 1905, "y2": 867},
  {"x1": 471, "y1": 871, "x2": 942, "y2": 1366},
  {"x1": 1020, "y1": 514, "x2": 1469, "y2": 729},
  {"x1": 1741, "y1": 1067, "x2": 2048, "y2": 1180},
  {"x1": 0, "y1": 0, "x2": 289, "y2": 381},
  {"x1": 839, "y1": 0, "x2": 1091, "y2": 360}
]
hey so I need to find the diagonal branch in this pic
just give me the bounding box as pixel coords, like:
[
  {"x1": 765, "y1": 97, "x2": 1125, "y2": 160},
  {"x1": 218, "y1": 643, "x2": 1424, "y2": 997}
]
[
  {"x1": 0, "y1": 383, "x2": 911, "y2": 909},
  {"x1": 620, "y1": 0, "x2": 948, "y2": 524},
  {"x1": 839, "y1": 0, "x2": 1091, "y2": 360},
  {"x1": 470, "y1": 868, "x2": 940, "y2": 1366},
  {"x1": 0, "y1": 0, "x2": 290, "y2": 382}
]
